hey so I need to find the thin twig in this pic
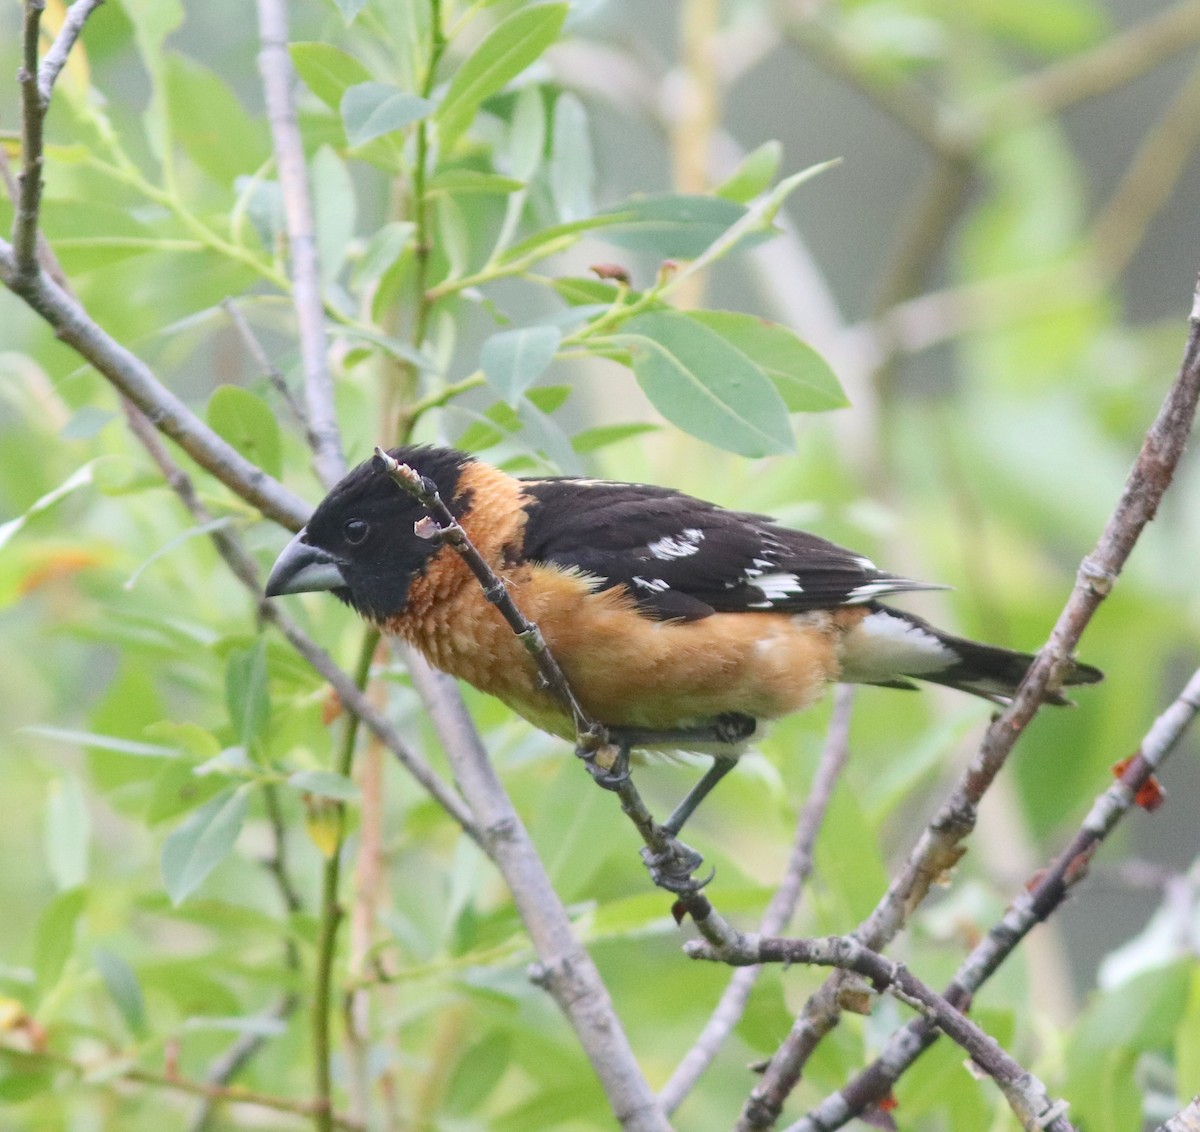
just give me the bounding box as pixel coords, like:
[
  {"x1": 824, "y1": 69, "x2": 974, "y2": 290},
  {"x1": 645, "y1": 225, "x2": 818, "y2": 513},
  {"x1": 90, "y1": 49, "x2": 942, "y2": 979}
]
[
  {"x1": 659, "y1": 685, "x2": 855, "y2": 1114},
  {"x1": 689, "y1": 935, "x2": 1076, "y2": 1132},
  {"x1": 792, "y1": 664, "x2": 1200, "y2": 1131},
  {"x1": 255, "y1": 0, "x2": 344, "y2": 489},
  {"x1": 221, "y1": 297, "x2": 318, "y2": 446},
  {"x1": 740, "y1": 278, "x2": 1200, "y2": 1129},
  {"x1": 405, "y1": 656, "x2": 672, "y2": 1132},
  {"x1": 14, "y1": 0, "x2": 47, "y2": 280},
  {"x1": 38, "y1": 0, "x2": 105, "y2": 101}
]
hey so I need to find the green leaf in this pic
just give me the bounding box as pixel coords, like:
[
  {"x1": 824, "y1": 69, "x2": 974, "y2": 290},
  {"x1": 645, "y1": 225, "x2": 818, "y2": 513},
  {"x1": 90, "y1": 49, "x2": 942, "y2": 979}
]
[
  {"x1": 0, "y1": 460, "x2": 97, "y2": 552},
  {"x1": 289, "y1": 43, "x2": 372, "y2": 112},
  {"x1": 34, "y1": 887, "x2": 86, "y2": 993},
  {"x1": 164, "y1": 53, "x2": 268, "y2": 185},
  {"x1": 427, "y1": 170, "x2": 525, "y2": 196},
  {"x1": 161, "y1": 787, "x2": 249, "y2": 905},
  {"x1": 508, "y1": 84, "x2": 546, "y2": 181},
  {"x1": 22, "y1": 726, "x2": 179, "y2": 759},
  {"x1": 436, "y1": 4, "x2": 569, "y2": 150},
  {"x1": 549, "y1": 93, "x2": 593, "y2": 222},
  {"x1": 341, "y1": 82, "x2": 433, "y2": 146},
  {"x1": 311, "y1": 145, "x2": 356, "y2": 287},
  {"x1": 353, "y1": 221, "x2": 415, "y2": 290},
  {"x1": 614, "y1": 312, "x2": 794, "y2": 457},
  {"x1": 93, "y1": 947, "x2": 148, "y2": 1039},
  {"x1": 45, "y1": 776, "x2": 90, "y2": 891},
  {"x1": 481, "y1": 325, "x2": 562, "y2": 405},
  {"x1": 39, "y1": 201, "x2": 159, "y2": 272},
  {"x1": 687, "y1": 311, "x2": 848, "y2": 411},
  {"x1": 205, "y1": 385, "x2": 283, "y2": 480},
  {"x1": 715, "y1": 140, "x2": 783, "y2": 203},
  {"x1": 287, "y1": 770, "x2": 360, "y2": 802},
  {"x1": 570, "y1": 422, "x2": 659, "y2": 454},
  {"x1": 597, "y1": 194, "x2": 752, "y2": 259},
  {"x1": 226, "y1": 640, "x2": 271, "y2": 761}
]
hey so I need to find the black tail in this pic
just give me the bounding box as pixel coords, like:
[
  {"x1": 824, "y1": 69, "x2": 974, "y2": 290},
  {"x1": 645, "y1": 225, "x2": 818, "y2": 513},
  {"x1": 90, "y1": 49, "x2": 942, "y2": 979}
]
[{"x1": 843, "y1": 606, "x2": 1103, "y2": 706}]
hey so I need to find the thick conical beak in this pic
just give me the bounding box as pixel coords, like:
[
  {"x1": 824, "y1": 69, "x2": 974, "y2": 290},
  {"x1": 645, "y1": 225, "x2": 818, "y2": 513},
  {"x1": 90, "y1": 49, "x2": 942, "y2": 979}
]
[{"x1": 265, "y1": 529, "x2": 346, "y2": 597}]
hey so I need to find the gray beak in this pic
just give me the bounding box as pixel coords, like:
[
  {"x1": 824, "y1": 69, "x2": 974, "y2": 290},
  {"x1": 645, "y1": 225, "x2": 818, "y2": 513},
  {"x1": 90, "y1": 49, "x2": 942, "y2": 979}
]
[{"x1": 265, "y1": 529, "x2": 347, "y2": 597}]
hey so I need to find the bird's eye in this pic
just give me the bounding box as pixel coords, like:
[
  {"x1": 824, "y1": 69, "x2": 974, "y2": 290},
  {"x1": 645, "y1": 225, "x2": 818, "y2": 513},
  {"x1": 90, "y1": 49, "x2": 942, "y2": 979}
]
[{"x1": 344, "y1": 519, "x2": 370, "y2": 545}]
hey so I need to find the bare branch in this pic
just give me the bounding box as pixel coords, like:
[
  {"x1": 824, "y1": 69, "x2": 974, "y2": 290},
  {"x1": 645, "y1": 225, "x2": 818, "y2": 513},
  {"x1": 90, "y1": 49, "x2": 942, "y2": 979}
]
[
  {"x1": 405, "y1": 656, "x2": 672, "y2": 1132},
  {"x1": 792, "y1": 664, "x2": 1200, "y2": 1131},
  {"x1": 740, "y1": 279, "x2": 1200, "y2": 1128},
  {"x1": 689, "y1": 934, "x2": 1076, "y2": 1132},
  {"x1": 14, "y1": 0, "x2": 47, "y2": 280},
  {"x1": 255, "y1": 0, "x2": 344, "y2": 488},
  {"x1": 38, "y1": 0, "x2": 105, "y2": 101},
  {"x1": 660, "y1": 686, "x2": 855, "y2": 1114},
  {"x1": 221, "y1": 298, "x2": 317, "y2": 445}
]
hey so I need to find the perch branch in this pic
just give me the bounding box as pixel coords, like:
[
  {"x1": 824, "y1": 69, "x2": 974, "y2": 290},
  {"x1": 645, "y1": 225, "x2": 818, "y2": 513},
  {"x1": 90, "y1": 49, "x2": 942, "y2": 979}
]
[
  {"x1": 792, "y1": 664, "x2": 1200, "y2": 1131},
  {"x1": 739, "y1": 278, "x2": 1200, "y2": 1129},
  {"x1": 689, "y1": 934, "x2": 1076, "y2": 1132}
]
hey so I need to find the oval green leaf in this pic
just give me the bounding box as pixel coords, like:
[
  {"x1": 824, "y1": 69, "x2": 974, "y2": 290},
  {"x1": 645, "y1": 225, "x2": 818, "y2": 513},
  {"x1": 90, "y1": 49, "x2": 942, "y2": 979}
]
[
  {"x1": 289, "y1": 43, "x2": 371, "y2": 111},
  {"x1": 206, "y1": 385, "x2": 283, "y2": 480},
  {"x1": 161, "y1": 786, "x2": 248, "y2": 905},
  {"x1": 616, "y1": 311, "x2": 793, "y2": 457},
  {"x1": 596, "y1": 194, "x2": 755, "y2": 259},
  {"x1": 341, "y1": 82, "x2": 433, "y2": 147},
  {"x1": 480, "y1": 325, "x2": 562, "y2": 405},
  {"x1": 436, "y1": 4, "x2": 568, "y2": 150},
  {"x1": 687, "y1": 310, "x2": 848, "y2": 411}
]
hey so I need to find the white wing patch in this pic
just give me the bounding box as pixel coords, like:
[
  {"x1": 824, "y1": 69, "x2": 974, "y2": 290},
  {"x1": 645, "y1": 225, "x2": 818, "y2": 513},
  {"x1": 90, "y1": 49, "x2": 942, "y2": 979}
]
[
  {"x1": 839, "y1": 610, "x2": 957, "y2": 684},
  {"x1": 647, "y1": 528, "x2": 705, "y2": 560},
  {"x1": 632, "y1": 575, "x2": 670, "y2": 593},
  {"x1": 751, "y1": 572, "x2": 805, "y2": 601}
]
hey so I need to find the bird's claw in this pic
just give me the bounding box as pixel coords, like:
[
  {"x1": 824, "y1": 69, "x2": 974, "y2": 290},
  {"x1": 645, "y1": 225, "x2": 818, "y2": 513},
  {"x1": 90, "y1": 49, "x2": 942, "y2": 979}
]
[
  {"x1": 578, "y1": 742, "x2": 630, "y2": 791},
  {"x1": 641, "y1": 837, "x2": 711, "y2": 894}
]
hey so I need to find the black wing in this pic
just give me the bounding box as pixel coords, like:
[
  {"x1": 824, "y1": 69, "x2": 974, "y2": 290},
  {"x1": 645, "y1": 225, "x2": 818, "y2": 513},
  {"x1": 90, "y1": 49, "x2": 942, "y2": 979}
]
[{"x1": 519, "y1": 477, "x2": 941, "y2": 621}]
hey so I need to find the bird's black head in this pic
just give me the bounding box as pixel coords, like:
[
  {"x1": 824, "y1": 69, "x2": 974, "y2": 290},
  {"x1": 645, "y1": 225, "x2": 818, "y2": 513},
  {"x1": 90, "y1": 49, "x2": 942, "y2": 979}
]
[{"x1": 265, "y1": 446, "x2": 472, "y2": 622}]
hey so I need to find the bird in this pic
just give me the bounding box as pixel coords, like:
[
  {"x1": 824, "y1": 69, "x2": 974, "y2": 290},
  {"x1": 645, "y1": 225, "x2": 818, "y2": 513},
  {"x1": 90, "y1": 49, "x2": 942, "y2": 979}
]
[{"x1": 265, "y1": 445, "x2": 1101, "y2": 836}]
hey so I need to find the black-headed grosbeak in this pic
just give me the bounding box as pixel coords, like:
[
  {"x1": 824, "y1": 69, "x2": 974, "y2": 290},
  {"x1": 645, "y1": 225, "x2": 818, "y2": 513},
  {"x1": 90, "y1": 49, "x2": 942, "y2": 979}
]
[{"x1": 266, "y1": 445, "x2": 1101, "y2": 830}]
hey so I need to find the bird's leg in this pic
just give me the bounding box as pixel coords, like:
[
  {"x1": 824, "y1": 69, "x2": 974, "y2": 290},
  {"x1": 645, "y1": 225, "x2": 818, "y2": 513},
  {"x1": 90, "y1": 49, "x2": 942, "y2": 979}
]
[
  {"x1": 660, "y1": 755, "x2": 739, "y2": 837},
  {"x1": 581, "y1": 712, "x2": 755, "y2": 894}
]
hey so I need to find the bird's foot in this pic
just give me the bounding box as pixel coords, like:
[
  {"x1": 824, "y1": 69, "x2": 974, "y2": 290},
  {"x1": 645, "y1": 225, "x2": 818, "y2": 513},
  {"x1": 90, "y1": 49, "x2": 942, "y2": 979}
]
[
  {"x1": 576, "y1": 738, "x2": 630, "y2": 791},
  {"x1": 640, "y1": 835, "x2": 712, "y2": 895}
]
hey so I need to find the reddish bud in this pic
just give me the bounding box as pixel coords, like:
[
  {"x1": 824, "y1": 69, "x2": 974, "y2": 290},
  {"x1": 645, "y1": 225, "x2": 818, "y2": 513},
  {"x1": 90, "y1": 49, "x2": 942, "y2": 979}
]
[{"x1": 590, "y1": 262, "x2": 631, "y2": 284}]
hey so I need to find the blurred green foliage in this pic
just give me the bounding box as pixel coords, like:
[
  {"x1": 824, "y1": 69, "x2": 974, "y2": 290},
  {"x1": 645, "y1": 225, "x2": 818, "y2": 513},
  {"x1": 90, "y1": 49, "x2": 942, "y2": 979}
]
[{"x1": 1, "y1": 0, "x2": 1199, "y2": 1129}]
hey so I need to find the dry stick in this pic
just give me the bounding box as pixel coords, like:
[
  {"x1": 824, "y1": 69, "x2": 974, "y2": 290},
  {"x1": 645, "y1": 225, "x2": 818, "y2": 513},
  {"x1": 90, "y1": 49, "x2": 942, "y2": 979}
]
[
  {"x1": 255, "y1": 0, "x2": 344, "y2": 489},
  {"x1": 688, "y1": 935, "x2": 1076, "y2": 1132},
  {"x1": 370, "y1": 448, "x2": 742, "y2": 941},
  {"x1": 791, "y1": 665, "x2": 1200, "y2": 1132},
  {"x1": 36, "y1": 0, "x2": 104, "y2": 100},
  {"x1": 405, "y1": 656, "x2": 672, "y2": 1132},
  {"x1": 739, "y1": 283, "x2": 1200, "y2": 1130},
  {"x1": 659, "y1": 685, "x2": 856, "y2": 1115}
]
